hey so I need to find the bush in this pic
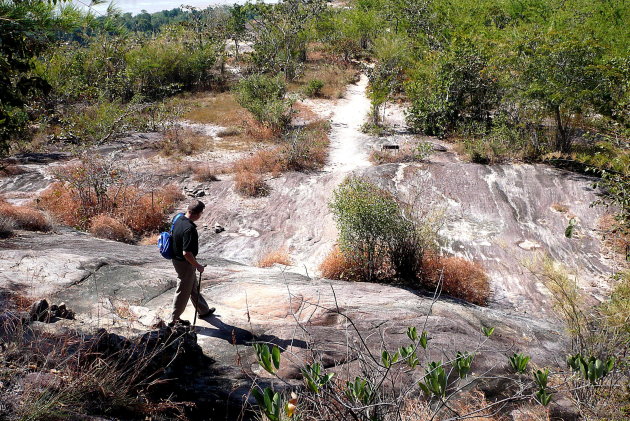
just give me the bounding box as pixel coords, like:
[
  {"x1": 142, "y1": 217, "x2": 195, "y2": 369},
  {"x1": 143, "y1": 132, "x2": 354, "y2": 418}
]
[
  {"x1": 257, "y1": 248, "x2": 292, "y2": 267},
  {"x1": 0, "y1": 201, "x2": 52, "y2": 232},
  {"x1": 192, "y1": 165, "x2": 219, "y2": 182},
  {"x1": 156, "y1": 127, "x2": 208, "y2": 157},
  {"x1": 319, "y1": 246, "x2": 357, "y2": 281},
  {"x1": 281, "y1": 122, "x2": 330, "y2": 171},
  {"x1": 303, "y1": 79, "x2": 324, "y2": 97},
  {"x1": 89, "y1": 214, "x2": 133, "y2": 243},
  {"x1": 38, "y1": 156, "x2": 182, "y2": 238},
  {"x1": 330, "y1": 177, "x2": 407, "y2": 282},
  {"x1": 234, "y1": 74, "x2": 294, "y2": 133},
  {"x1": 422, "y1": 254, "x2": 490, "y2": 306},
  {"x1": 234, "y1": 170, "x2": 269, "y2": 197}
]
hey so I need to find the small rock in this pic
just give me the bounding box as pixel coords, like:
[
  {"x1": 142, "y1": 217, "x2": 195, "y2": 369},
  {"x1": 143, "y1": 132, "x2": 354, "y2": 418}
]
[
  {"x1": 194, "y1": 190, "x2": 206, "y2": 197},
  {"x1": 29, "y1": 299, "x2": 49, "y2": 322},
  {"x1": 518, "y1": 240, "x2": 541, "y2": 251},
  {"x1": 214, "y1": 224, "x2": 225, "y2": 234},
  {"x1": 432, "y1": 143, "x2": 448, "y2": 152}
]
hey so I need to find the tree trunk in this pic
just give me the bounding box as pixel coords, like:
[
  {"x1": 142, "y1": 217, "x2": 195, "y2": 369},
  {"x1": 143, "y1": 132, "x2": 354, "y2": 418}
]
[{"x1": 554, "y1": 105, "x2": 570, "y2": 152}]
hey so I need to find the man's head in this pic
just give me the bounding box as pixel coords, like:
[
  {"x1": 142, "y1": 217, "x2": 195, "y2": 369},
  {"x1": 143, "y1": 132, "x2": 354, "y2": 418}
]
[{"x1": 186, "y1": 199, "x2": 205, "y2": 222}]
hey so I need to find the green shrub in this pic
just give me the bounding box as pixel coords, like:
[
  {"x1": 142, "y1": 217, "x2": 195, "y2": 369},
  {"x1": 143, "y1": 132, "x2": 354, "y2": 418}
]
[
  {"x1": 125, "y1": 36, "x2": 217, "y2": 99},
  {"x1": 330, "y1": 177, "x2": 408, "y2": 282},
  {"x1": 303, "y1": 79, "x2": 325, "y2": 97},
  {"x1": 234, "y1": 74, "x2": 294, "y2": 131}
]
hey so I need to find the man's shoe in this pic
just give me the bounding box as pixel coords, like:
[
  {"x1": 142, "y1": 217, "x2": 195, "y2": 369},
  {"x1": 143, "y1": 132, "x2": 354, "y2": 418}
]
[{"x1": 199, "y1": 307, "x2": 216, "y2": 318}]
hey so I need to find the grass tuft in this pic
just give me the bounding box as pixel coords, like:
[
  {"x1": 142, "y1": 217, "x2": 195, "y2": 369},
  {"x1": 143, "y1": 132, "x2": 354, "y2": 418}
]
[{"x1": 257, "y1": 248, "x2": 292, "y2": 267}]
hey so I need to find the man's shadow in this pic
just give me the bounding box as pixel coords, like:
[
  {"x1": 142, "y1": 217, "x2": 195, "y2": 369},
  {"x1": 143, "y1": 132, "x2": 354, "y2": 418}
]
[{"x1": 195, "y1": 315, "x2": 307, "y2": 349}]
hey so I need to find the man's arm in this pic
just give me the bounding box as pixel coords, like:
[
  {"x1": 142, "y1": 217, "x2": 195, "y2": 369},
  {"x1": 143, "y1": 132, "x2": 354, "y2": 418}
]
[{"x1": 184, "y1": 251, "x2": 204, "y2": 273}]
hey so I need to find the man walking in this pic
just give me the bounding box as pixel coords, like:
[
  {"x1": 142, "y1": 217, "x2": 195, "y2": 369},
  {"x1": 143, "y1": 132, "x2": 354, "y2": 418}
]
[{"x1": 169, "y1": 199, "x2": 215, "y2": 326}]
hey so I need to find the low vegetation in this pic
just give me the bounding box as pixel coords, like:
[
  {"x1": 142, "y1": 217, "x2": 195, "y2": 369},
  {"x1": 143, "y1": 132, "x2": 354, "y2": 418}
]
[
  {"x1": 37, "y1": 155, "x2": 182, "y2": 241},
  {"x1": 327, "y1": 176, "x2": 491, "y2": 305},
  {"x1": 0, "y1": 200, "x2": 52, "y2": 232},
  {"x1": 369, "y1": 140, "x2": 433, "y2": 165},
  {"x1": 0, "y1": 300, "x2": 200, "y2": 420},
  {"x1": 257, "y1": 248, "x2": 292, "y2": 268},
  {"x1": 232, "y1": 121, "x2": 330, "y2": 197}
]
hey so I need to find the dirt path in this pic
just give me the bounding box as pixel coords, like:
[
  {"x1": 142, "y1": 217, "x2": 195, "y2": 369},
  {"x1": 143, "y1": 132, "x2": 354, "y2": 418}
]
[
  {"x1": 198, "y1": 74, "x2": 377, "y2": 274},
  {"x1": 323, "y1": 74, "x2": 373, "y2": 173}
]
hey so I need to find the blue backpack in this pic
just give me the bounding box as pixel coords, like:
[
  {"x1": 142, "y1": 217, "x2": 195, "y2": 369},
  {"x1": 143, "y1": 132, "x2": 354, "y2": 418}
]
[{"x1": 158, "y1": 213, "x2": 184, "y2": 259}]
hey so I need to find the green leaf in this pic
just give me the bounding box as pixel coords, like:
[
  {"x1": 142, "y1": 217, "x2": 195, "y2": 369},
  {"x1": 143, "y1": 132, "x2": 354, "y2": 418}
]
[
  {"x1": 272, "y1": 345, "x2": 281, "y2": 370},
  {"x1": 482, "y1": 326, "x2": 495, "y2": 337},
  {"x1": 419, "y1": 330, "x2": 429, "y2": 349}
]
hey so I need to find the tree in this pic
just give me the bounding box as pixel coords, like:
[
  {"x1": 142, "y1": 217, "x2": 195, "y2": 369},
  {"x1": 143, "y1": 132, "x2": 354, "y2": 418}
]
[
  {"x1": 234, "y1": 73, "x2": 294, "y2": 131},
  {"x1": 227, "y1": 4, "x2": 248, "y2": 60},
  {"x1": 246, "y1": 0, "x2": 326, "y2": 80},
  {"x1": 0, "y1": 0, "x2": 79, "y2": 155},
  {"x1": 516, "y1": 36, "x2": 609, "y2": 152}
]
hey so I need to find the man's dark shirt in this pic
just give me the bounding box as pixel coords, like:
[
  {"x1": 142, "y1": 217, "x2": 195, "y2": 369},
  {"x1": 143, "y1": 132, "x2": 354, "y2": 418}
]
[{"x1": 172, "y1": 216, "x2": 198, "y2": 262}]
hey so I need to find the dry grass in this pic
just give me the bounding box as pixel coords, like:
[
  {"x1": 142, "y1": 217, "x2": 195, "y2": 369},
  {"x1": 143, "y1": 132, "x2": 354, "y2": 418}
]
[
  {"x1": 139, "y1": 233, "x2": 160, "y2": 246},
  {"x1": 234, "y1": 170, "x2": 269, "y2": 197},
  {"x1": 319, "y1": 246, "x2": 356, "y2": 281},
  {"x1": 289, "y1": 62, "x2": 358, "y2": 99},
  {"x1": 157, "y1": 128, "x2": 209, "y2": 156},
  {"x1": 422, "y1": 254, "x2": 491, "y2": 306},
  {"x1": 117, "y1": 185, "x2": 183, "y2": 233},
  {"x1": 0, "y1": 200, "x2": 52, "y2": 232},
  {"x1": 37, "y1": 182, "x2": 83, "y2": 227},
  {"x1": 233, "y1": 148, "x2": 284, "y2": 176},
  {"x1": 257, "y1": 248, "x2": 292, "y2": 267},
  {"x1": 38, "y1": 165, "x2": 183, "y2": 238},
  {"x1": 89, "y1": 214, "x2": 133, "y2": 243},
  {"x1": 192, "y1": 165, "x2": 219, "y2": 182},
  {"x1": 182, "y1": 91, "x2": 248, "y2": 127},
  {"x1": 245, "y1": 118, "x2": 282, "y2": 141},
  {"x1": 293, "y1": 102, "x2": 319, "y2": 122},
  {"x1": 598, "y1": 213, "x2": 629, "y2": 259},
  {"x1": 551, "y1": 203, "x2": 569, "y2": 213}
]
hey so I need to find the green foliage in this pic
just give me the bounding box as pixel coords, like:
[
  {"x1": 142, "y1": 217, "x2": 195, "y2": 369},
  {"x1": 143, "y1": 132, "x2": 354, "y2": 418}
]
[
  {"x1": 346, "y1": 377, "x2": 374, "y2": 404},
  {"x1": 247, "y1": 0, "x2": 326, "y2": 80},
  {"x1": 508, "y1": 353, "x2": 531, "y2": 373},
  {"x1": 592, "y1": 171, "x2": 629, "y2": 241},
  {"x1": 0, "y1": 0, "x2": 81, "y2": 155},
  {"x1": 329, "y1": 176, "x2": 407, "y2": 282},
  {"x1": 406, "y1": 40, "x2": 500, "y2": 137},
  {"x1": 251, "y1": 387, "x2": 283, "y2": 421},
  {"x1": 381, "y1": 350, "x2": 399, "y2": 368},
  {"x1": 482, "y1": 326, "x2": 495, "y2": 337},
  {"x1": 418, "y1": 361, "x2": 447, "y2": 398},
  {"x1": 253, "y1": 343, "x2": 281, "y2": 375},
  {"x1": 454, "y1": 352, "x2": 474, "y2": 378},
  {"x1": 303, "y1": 79, "x2": 324, "y2": 97},
  {"x1": 567, "y1": 354, "x2": 615, "y2": 384},
  {"x1": 234, "y1": 73, "x2": 293, "y2": 131},
  {"x1": 301, "y1": 363, "x2": 334, "y2": 393}
]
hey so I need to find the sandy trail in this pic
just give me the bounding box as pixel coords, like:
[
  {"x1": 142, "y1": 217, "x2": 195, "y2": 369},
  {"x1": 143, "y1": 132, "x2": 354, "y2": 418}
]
[{"x1": 323, "y1": 74, "x2": 373, "y2": 173}]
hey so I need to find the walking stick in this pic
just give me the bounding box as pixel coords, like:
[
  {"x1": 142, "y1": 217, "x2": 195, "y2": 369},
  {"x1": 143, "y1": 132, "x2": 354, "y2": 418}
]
[{"x1": 193, "y1": 269, "x2": 202, "y2": 328}]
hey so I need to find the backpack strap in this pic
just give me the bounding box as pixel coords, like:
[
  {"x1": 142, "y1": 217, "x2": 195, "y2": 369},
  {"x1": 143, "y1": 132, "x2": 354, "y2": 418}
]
[{"x1": 170, "y1": 213, "x2": 184, "y2": 233}]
